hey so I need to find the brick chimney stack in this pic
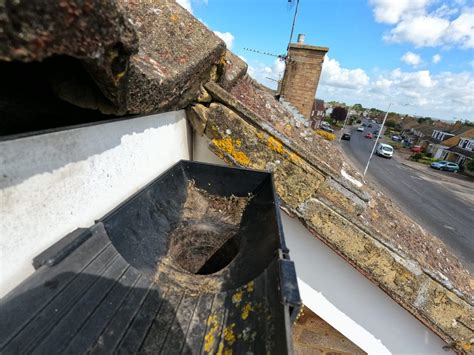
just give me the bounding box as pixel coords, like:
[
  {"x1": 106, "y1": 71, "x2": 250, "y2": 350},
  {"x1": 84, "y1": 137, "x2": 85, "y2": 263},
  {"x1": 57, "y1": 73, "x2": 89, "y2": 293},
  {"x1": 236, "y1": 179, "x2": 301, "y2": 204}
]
[{"x1": 279, "y1": 35, "x2": 329, "y2": 119}]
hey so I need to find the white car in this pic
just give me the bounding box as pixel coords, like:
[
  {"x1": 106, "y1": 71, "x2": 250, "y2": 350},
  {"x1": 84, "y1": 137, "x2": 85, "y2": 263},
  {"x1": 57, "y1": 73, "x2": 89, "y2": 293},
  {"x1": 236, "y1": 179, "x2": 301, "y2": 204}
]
[
  {"x1": 376, "y1": 143, "x2": 394, "y2": 158},
  {"x1": 357, "y1": 126, "x2": 364, "y2": 132}
]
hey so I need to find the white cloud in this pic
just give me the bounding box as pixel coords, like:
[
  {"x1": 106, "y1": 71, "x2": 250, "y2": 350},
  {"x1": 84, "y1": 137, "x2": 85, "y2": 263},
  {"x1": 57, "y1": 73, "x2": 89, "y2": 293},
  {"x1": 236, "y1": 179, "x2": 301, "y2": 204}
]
[
  {"x1": 175, "y1": 0, "x2": 208, "y2": 14},
  {"x1": 432, "y1": 4, "x2": 459, "y2": 18},
  {"x1": 320, "y1": 57, "x2": 370, "y2": 89},
  {"x1": 176, "y1": 0, "x2": 192, "y2": 13},
  {"x1": 369, "y1": 1, "x2": 474, "y2": 49},
  {"x1": 247, "y1": 58, "x2": 286, "y2": 89},
  {"x1": 369, "y1": 0, "x2": 431, "y2": 24},
  {"x1": 397, "y1": 70, "x2": 436, "y2": 88},
  {"x1": 213, "y1": 31, "x2": 235, "y2": 50},
  {"x1": 319, "y1": 66, "x2": 473, "y2": 120},
  {"x1": 432, "y1": 54, "x2": 442, "y2": 63},
  {"x1": 272, "y1": 58, "x2": 286, "y2": 76},
  {"x1": 385, "y1": 15, "x2": 450, "y2": 47},
  {"x1": 444, "y1": 8, "x2": 474, "y2": 49},
  {"x1": 401, "y1": 51, "x2": 422, "y2": 66}
]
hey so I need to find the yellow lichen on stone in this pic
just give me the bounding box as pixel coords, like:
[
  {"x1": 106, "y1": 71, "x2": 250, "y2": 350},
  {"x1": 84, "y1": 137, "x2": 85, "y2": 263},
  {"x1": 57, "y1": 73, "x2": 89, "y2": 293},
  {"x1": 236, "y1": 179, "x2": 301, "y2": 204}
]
[
  {"x1": 245, "y1": 281, "x2": 255, "y2": 292},
  {"x1": 216, "y1": 342, "x2": 224, "y2": 355},
  {"x1": 241, "y1": 303, "x2": 253, "y2": 320},
  {"x1": 232, "y1": 291, "x2": 243, "y2": 304},
  {"x1": 315, "y1": 129, "x2": 336, "y2": 141},
  {"x1": 218, "y1": 51, "x2": 227, "y2": 66},
  {"x1": 204, "y1": 315, "x2": 220, "y2": 352},
  {"x1": 210, "y1": 64, "x2": 219, "y2": 81},
  {"x1": 217, "y1": 342, "x2": 233, "y2": 355},
  {"x1": 115, "y1": 70, "x2": 126, "y2": 81},
  {"x1": 223, "y1": 323, "x2": 236, "y2": 344},
  {"x1": 212, "y1": 137, "x2": 250, "y2": 166},
  {"x1": 256, "y1": 132, "x2": 265, "y2": 140},
  {"x1": 289, "y1": 152, "x2": 303, "y2": 165},
  {"x1": 267, "y1": 136, "x2": 284, "y2": 154}
]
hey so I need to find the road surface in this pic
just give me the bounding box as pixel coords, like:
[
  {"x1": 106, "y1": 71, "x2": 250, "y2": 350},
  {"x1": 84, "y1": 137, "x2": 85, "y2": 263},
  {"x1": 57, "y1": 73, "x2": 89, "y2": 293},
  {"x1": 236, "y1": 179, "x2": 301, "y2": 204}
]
[{"x1": 341, "y1": 123, "x2": 474, "y2": 273}]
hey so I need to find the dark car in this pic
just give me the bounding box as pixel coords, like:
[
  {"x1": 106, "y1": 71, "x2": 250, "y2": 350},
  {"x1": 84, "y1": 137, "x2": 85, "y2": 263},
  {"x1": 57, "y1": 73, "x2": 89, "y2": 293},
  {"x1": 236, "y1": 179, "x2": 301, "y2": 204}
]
[
  {"x1": 341, "y1": 133, "x2": 351, "y2": 141},
  {"x1": 374, "y1": 130, "x2": 379, "y2": 135},
  {"x1": 368, "y1": 124, "x2": 373, "y2": 128}
]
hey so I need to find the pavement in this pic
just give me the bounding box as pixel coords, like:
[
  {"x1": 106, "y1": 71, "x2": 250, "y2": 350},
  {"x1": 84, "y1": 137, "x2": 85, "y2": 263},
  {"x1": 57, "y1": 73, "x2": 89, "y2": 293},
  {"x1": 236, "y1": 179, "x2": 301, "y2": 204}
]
[
  {"x1": 397, "y1": 157, "x2": 474, "y2": 190},
  {"x1": 340, "y1": 123, "x2": 474, "y2": 274}
]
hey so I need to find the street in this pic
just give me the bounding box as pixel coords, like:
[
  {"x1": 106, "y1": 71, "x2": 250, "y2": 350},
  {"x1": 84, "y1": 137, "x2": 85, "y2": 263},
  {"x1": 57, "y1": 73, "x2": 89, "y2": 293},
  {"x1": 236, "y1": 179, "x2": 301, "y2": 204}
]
[{"x1": 341, "y1": 123, "x2": 474, "y2": 273}]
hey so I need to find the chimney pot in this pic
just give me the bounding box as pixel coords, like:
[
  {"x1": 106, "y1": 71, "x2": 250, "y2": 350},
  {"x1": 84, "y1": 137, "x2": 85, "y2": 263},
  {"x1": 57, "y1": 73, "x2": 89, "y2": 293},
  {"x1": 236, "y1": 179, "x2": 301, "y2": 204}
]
[{"x1": 297, "y1": 34, "x2": 305, "y2": 44}]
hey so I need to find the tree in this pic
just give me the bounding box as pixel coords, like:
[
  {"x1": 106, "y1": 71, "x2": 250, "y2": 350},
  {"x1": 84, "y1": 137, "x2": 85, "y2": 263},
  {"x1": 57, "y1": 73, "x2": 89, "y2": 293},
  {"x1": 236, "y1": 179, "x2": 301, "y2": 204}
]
[
  {"x1": 330, "y1": 106, "x2": 348, "y2": 122},
  {"x1": 385, "y1": 120, "x2": 397, "y2": 128},
  {"x1": 466, "y1": 159, "x2": 474, "y2": 172},
  {"x1": 417, "y1": 117, "x2": 433, "y2": 124},
  {"x1": 352, "y1": 103, "x2": 363, "y2": 111}
]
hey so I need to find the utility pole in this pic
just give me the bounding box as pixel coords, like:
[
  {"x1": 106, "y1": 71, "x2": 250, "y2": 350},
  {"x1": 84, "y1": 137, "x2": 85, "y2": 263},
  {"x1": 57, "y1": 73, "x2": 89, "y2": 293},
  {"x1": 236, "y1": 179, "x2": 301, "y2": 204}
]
[{"x1": 363, "y1": 102, "x2": 392, "y2": 177}]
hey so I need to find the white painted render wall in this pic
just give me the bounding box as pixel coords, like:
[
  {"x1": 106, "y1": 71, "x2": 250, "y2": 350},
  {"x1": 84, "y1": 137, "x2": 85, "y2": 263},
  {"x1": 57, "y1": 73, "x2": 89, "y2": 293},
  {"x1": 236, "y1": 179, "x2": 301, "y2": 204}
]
[
  {"x1": 193, "y1": 133, "x2": 450, "y2": 355},
  {"x1": 0, "y1": 111, "x2": 190, "y2": 297},
  {"x1": 434, "y1": 146, "x2": 447, "y2": 159}
]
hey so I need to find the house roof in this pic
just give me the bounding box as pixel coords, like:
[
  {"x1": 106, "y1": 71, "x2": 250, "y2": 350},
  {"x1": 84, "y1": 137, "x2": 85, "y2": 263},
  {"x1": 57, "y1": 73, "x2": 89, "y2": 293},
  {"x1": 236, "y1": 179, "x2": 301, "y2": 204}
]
[
  {"x1": 199, "y1": 78, "x2": 474, "y2": 350},
  {"x1": 401, "y1": 118, "x2": 419, "y2": 130},
  {"x1": 426, "y1": 136, "x2": 442, "y2": 145},
  {"x1": 442, "y1": 128, "x2": 474, "y2": 147},
  {"x1": 417, "y1": 125, "x2": 436, "y2": 136},
  {"x1": 451, "y1": 125, "x2": 474, "y2": 136},
  {"x1": 448, "y1": 146, "x2": 474, "y2": 159},
  {"x1": 0, "y1": 0, "x2": 226, "y2": 116},
  {"x1": 2, "y1": 0, "x2": 473, "y2": 352}
]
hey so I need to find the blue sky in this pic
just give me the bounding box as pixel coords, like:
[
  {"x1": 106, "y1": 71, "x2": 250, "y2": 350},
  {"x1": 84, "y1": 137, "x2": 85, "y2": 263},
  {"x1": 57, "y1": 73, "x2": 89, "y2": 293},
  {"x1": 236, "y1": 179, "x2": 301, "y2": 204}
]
[{"x1": 179, "y1": 0, "x2": 474, "y2": 121}]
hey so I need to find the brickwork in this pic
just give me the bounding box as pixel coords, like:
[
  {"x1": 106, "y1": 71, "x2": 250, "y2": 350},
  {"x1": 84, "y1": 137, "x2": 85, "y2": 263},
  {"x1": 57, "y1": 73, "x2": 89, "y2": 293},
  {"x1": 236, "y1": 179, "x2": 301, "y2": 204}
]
[
  {"x1": 280, "y1": 43, "x2": 328, "y2": 119},
  {"x1": 293, "y1": 306, "x2": 365, "y2": 355}
]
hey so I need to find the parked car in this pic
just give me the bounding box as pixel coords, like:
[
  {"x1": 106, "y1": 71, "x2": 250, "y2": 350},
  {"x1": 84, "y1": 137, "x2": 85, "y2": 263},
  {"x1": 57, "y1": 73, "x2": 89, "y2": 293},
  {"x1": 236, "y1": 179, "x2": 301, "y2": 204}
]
[
  {"x1": 376, "y1": 143, "x2": 394, "y2": 158},
  {"x1": 411, "y1": 145, "x2": 423, "y2": 153},
  {"x1": 341, "y1": 133, "x2": 351, "y2": 141},
  {"x1": 321, "y1": 125, "x2": 334, "y2": 133},
  {"x1": 357, "y1": 126, "x2": 365, "y2": 132},
  {"x1": 365, "y1": 132, "x2": 373, "y2": 139},
  {"x1": 391, "y1": 135, "x2": 402, "y2": 142},
  {"x1": 430, "y1": 161, "x2": 459, "y2": 172},
  {"x1": 368, "y1": 124, "x2": 373, "y2": 128},
  {"x1": 373, "y1": 130, "x2": 379, "y2": 136},
  {"x1": 320, "y1": 122, "x2": 334, "y2": 133}
]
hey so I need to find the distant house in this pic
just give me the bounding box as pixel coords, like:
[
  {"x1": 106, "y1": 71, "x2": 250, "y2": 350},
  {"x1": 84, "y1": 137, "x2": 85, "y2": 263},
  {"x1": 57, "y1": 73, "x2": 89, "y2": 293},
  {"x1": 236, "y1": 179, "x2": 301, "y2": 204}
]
[
  {"x1": 405, "y1": 124, "x2": 435, "y2": 145},
  {"x1": 310, "y1": 99, "x2": 326, "y2": 128},
  {"x1": 401, "y1": 119, "x2": 419, "y2": 131},
  {"x1": 433, "y1": 128, "x2": 474, "y2": 167},
  {"x1": 445, "y1": 137, "x2": 474, "y2": 168},
  {"x1": 427, "y1": 126, "x2": 474, "y2": 160},
  {"x1": 425, "y1": 129, "x2": 455, "y2": 156}
]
